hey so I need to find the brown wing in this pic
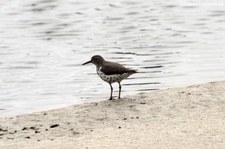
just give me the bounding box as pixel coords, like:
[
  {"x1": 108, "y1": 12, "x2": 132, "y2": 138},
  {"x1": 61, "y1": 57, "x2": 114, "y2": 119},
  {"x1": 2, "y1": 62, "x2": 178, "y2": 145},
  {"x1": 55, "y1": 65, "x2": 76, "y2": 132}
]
[{"x1": 101, "y1": 61, "x2": 136, "y2": 75}]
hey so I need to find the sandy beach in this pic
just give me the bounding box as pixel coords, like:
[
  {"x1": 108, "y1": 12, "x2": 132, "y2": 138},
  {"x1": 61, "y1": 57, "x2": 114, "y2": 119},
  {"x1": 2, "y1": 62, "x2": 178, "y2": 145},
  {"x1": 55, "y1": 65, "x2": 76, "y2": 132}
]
[{"x1": 0, "y1": 81, "x2": 225, "y2": 149}]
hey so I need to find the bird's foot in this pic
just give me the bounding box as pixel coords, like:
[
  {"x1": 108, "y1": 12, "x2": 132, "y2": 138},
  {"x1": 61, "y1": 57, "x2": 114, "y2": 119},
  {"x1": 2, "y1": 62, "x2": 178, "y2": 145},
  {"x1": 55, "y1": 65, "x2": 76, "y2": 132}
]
[{"x1": 109, "y1": 97, "x2": 115, "y2": 100}]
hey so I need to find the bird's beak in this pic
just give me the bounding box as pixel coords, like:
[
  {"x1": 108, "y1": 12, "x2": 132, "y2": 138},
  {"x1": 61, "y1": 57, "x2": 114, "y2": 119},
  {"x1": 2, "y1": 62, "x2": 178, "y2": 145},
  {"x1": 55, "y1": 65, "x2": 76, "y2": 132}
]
[{"x1": 82, "y1": 60, "x2": 92, "y2": 65}]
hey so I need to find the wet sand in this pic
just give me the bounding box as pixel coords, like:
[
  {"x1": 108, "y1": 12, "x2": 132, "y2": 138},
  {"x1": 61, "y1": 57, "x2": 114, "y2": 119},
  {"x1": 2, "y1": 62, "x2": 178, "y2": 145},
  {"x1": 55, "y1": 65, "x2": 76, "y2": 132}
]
[{"x1": 0, "y1": 81, "x2": 225, "y2": 149}]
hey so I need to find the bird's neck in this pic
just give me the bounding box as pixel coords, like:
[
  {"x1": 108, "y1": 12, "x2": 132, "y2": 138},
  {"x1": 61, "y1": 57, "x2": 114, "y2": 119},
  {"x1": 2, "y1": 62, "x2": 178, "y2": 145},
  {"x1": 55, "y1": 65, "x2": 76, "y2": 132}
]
[{"x1": 96, "y1": 65, "x2": 103, "y2": 72}]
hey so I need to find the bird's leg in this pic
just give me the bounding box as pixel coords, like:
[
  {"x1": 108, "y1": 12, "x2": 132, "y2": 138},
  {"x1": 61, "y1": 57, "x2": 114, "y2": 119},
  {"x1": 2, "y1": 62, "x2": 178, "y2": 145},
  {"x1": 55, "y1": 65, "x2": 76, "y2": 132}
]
[
  {"x1": 109, "y1": 83, "x2": 113, "y2": 100},
  {"x1": 118, "y1": 82, "x2": 121, "y2": 99}
]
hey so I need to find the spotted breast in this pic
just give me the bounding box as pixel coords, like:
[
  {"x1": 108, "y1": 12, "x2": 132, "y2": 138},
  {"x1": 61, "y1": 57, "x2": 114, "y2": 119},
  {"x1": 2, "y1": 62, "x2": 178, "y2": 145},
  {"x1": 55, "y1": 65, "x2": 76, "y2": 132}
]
[{"x1": 97, "y1": 67, "x2": 129, "y2": 83}]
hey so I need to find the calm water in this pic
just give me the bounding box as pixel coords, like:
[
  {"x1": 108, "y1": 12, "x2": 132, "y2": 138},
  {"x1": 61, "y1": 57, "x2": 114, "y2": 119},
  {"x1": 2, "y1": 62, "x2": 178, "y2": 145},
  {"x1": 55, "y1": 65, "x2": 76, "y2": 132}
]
[{"x1": 0, "y1": 0, "x2": 225, "y2": 116}]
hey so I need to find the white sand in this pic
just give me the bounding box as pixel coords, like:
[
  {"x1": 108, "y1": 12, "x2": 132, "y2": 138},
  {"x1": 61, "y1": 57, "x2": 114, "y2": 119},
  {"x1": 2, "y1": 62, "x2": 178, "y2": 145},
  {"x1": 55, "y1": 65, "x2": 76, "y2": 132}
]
[{"x1": 0, "y1": 81, "x2": 225, "y2": 149}]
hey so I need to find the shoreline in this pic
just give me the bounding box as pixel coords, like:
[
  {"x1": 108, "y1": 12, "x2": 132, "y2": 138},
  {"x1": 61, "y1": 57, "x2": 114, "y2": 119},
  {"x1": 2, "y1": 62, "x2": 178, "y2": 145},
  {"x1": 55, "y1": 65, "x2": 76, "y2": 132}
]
[{"x1": 1, "y1": 81, "x2": 225, "y2": 149}]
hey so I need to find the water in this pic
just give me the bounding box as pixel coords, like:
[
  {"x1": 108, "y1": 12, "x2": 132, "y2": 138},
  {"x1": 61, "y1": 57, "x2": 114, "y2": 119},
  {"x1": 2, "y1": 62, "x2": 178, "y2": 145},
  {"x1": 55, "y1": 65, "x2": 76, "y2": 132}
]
[{"x1": 0, "y1": 0, "x2": 225, "y2": 116}]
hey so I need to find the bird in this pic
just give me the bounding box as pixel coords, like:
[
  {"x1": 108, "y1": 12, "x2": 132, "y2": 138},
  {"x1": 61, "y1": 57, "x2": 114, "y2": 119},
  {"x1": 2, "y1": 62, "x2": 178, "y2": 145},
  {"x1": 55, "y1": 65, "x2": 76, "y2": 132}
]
[{"x1": 82, "y1": 55, "x2": 137, "y2": 100}]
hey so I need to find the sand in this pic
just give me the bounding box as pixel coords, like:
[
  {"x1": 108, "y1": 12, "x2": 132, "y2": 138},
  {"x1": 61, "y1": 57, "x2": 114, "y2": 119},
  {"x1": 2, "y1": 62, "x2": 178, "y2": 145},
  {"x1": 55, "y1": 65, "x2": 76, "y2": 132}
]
[{"x1": 0, "y1": 81, "x2": 225, "y2": 149}]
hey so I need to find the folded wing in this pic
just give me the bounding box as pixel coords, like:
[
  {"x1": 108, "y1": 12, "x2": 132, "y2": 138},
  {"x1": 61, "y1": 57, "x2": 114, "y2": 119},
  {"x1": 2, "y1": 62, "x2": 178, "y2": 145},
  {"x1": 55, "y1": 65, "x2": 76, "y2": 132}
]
[{"x1": 101, "y1": 61, "x2": 136, "y2": 75}]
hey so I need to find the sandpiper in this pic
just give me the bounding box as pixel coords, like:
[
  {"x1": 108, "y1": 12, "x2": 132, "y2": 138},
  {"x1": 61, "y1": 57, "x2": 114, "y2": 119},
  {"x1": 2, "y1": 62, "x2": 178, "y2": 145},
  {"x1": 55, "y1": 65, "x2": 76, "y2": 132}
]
[{"x1": 83, "y1": 55, "x2": 137, "y2": 100}]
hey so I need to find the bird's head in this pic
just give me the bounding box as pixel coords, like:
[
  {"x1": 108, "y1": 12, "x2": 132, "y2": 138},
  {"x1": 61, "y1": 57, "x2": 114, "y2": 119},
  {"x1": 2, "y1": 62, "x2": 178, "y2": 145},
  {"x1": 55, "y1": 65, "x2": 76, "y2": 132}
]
[{"x1": 82, "y1": 55, "x2": 105, "y2": 67}]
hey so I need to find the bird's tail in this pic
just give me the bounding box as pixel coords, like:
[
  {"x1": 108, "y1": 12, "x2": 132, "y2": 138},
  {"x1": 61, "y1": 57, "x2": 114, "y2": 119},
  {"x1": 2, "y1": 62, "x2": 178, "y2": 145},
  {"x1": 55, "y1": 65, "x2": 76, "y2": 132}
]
[{"x1": 129, "y1": 69, "x2": 137, "y2": 74}]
